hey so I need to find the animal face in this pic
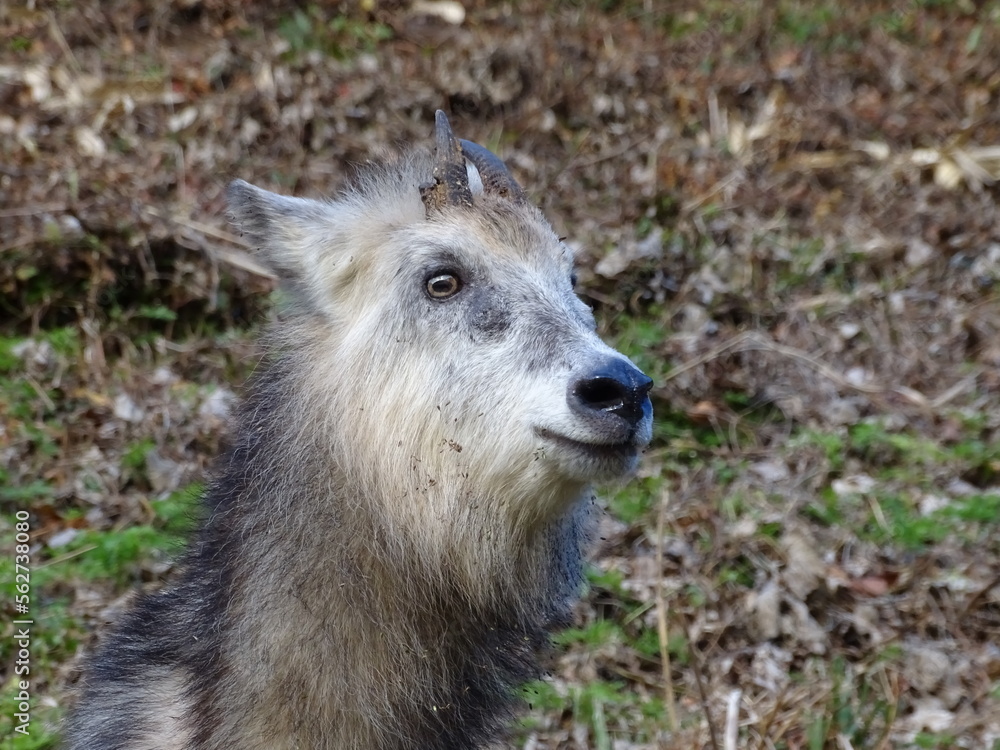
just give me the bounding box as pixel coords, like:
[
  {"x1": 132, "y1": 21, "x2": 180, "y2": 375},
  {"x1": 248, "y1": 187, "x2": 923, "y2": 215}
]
[
  {"x1": 383, "y1": 203, "x2": 653, "y2": 485},
  {"x1": 227, "y1": 114, "x2": 652, "y2": 526}
]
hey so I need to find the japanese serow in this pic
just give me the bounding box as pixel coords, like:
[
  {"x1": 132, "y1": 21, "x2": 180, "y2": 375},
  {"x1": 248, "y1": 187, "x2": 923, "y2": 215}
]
[{"x1": 63, "y1": 111, "x2": 653, "y2": 750}]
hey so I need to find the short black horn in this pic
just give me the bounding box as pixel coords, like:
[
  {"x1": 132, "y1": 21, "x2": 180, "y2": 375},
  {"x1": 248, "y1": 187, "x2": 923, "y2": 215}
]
[
  {"x1": 420, "y1": 110, "x2": 474, "y2": 214},
  {"x1": 460, "y1": 139, "x2": 526, "y2": 202}
]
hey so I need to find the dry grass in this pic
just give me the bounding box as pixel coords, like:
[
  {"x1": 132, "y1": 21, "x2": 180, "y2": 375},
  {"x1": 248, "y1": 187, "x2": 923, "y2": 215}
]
[{"x1": 1, "y1": 1, "x2": 999, "y2": 748}]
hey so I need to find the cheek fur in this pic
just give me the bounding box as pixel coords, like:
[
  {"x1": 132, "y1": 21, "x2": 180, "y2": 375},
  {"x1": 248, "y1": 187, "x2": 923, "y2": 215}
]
[{"x1": 466, "y1": 285, "x2": 511, "y2": 339}]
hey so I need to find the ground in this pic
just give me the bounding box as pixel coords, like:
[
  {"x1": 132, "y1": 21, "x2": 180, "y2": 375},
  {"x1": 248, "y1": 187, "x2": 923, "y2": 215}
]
[{"x1": 1, "y1": 1, "x2": 999, "y2": 748}]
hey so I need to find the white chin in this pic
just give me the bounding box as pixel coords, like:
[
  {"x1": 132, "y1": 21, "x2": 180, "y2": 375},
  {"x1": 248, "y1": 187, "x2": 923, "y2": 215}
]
[{"x1": 535, "y1": 431, "x2": 642, "y2": 482}]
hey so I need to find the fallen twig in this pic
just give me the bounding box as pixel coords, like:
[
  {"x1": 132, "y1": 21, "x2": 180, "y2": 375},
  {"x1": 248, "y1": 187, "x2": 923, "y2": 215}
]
[
  {"x1": 655, "y1": 487, "x2": 679, "y2": 732},
  {"x1": 687, "y1": 616, "x2": 721, "y2": 750},
  {"x1": 724, "y1": 689, "x2": 742, "y2": 750},
  {"x1": 142, "y1": 205, "x2": 277, "y2": 279},
  {"x1": 656, "y1": 330, "x2": 978, "y2": 413}
]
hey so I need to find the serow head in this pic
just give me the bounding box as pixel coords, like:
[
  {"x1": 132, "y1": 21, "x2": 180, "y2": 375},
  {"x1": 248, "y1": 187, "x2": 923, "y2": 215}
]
[
  {"x1": 415, "y1": 111, "x2": 654, "y2": 487},
  {"x1": 225, "y1": 109, "x2": 654, "y2": 516}
]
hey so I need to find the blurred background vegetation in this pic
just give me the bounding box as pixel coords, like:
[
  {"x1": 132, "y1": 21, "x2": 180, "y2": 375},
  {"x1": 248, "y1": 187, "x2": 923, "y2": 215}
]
[{"x1": 2, "y1": 1, "x2": 999, "y2": 747}]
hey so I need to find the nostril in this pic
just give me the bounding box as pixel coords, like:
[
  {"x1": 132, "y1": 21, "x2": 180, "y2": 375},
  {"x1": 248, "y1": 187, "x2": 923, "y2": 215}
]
[
  {"x1": 575, "y1": 377, "x2": 627, "y2": 413},
  {"x1": 570, "y1": 359, "x2": 653, "y2": 428}
]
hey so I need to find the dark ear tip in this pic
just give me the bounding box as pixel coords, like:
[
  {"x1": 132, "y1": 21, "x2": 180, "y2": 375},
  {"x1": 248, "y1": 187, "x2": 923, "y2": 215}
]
[{"x1": 226, "y1": 179, "x2": 256, "y2": 207}]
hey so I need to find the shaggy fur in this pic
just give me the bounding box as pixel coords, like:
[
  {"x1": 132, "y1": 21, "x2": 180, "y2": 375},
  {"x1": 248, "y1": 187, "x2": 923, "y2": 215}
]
[{"x1": 63, "y1": 127, "x2": 652, "y2": 750}]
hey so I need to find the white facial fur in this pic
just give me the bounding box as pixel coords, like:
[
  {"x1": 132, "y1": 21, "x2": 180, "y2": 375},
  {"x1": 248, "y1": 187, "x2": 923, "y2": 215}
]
[{"x1": 227, "y1": 153, "x2": 652, "y2": 549}]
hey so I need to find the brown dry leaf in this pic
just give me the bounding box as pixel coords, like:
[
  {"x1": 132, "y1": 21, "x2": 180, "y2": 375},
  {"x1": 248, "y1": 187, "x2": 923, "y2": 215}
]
[
  {"x1": 900, "y1": 698, "x2": 956, "y2": 735},
  {"x1": 746, "y1": 579, "x2": 781, "y2": 641},
  {"x1": 781, "y1": 528, "x2": 827, "y2": 600},
  {"x1": 749, "y1": 459, "x2": 789, "y2": 484},
  {"x1": 904, "y1": 644, "x2": 952, "y2": 694},
  {"x1": 783, "y1": 597, "x2": 827, "y2": 655},
  {"x1": 847, "y1": 603, "x2": 886, "y2": 645},
  {"x1": 411, "y1": 1, "x2": 466, "y2": 25},
  {"x1": 845, "y1": 570, "x2": 899, "y2": 597},
  {"x1": 686, "y1": 400, "x2": 721, "y2": 422},
  {"x1": 71, "y1": 388, "x2": 113, "y2": 410}
]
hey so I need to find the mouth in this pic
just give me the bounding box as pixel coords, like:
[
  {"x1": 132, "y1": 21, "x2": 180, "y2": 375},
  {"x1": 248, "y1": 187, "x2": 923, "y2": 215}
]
[{"x1": 533, "y1": 427, "x2": 639, "y2": 464}]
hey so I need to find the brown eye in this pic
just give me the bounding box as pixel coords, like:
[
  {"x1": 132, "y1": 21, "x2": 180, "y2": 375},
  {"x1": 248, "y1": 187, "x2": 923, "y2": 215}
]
[{"x1": 426, "y1": 273, "x2": 461, "y2": 299}]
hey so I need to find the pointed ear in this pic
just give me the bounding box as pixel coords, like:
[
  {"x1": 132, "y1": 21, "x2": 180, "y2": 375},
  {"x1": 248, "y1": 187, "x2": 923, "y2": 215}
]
[{"x1": 226, "y1": 179, "x2": 337, "y2": 290}]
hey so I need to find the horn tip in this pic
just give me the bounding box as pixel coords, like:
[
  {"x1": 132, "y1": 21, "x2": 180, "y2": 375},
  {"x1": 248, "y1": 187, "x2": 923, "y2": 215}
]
[{"x1": 434, "y1": 109, "x2": 458, "y2": 151}]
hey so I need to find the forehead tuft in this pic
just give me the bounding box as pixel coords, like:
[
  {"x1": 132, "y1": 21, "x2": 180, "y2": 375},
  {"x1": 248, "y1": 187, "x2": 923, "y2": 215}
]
[
  {"x1": 464, "y1": 196, "x2": 563, "y2": 264},
  {"x1": 338, "y1": 147, "x2": 567, "y2": 267}
]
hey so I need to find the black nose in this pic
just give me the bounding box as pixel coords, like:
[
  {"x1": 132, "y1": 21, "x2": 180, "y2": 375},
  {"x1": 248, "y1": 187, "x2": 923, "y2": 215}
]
[{"x1": 571, "y1": 359, "x2": 653, "y2": 428}]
